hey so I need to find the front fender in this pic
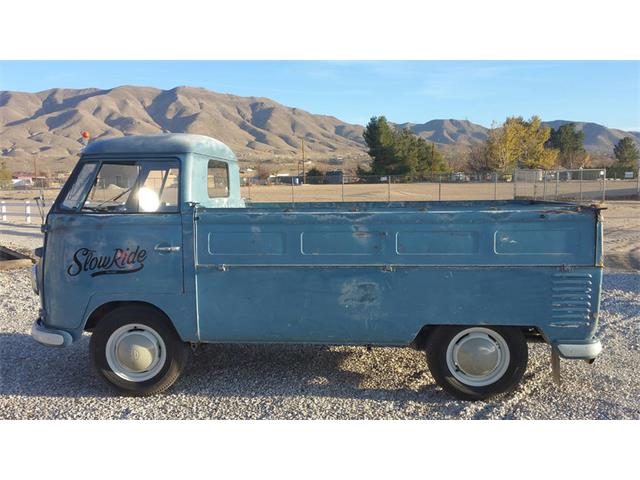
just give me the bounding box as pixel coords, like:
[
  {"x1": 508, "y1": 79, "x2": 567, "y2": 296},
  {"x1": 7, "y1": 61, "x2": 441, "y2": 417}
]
[{"x1": 81, "y1": 292, "x2": 197, "y2": 342}]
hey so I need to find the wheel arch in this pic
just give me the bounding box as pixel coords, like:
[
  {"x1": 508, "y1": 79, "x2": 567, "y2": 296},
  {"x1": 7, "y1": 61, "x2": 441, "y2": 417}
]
[
  {"x1": 411, "y1": 324, "x2": 544, "y2": 350},
  {"x1": 84, "y1": 300, "x2": 176, "y2": 335}
]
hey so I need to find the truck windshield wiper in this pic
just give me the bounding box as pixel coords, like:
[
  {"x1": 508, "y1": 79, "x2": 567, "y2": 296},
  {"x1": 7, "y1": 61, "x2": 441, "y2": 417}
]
[{"x1": 91, "y1": 187, "x2": 133, "y2": 210}]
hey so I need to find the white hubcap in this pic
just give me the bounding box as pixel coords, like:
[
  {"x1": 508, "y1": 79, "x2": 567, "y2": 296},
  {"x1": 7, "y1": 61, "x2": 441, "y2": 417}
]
[
  {"x1": 446, "y1": 327, "x2": 510, "y2": 387},
  {"x1": 105, "y1": 324, "x2": 166, "y2": 382}
]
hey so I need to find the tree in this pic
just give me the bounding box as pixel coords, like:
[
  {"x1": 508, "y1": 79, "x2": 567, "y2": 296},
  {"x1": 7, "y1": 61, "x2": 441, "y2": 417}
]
[
  {"x1": 362, "y1": 116, "x2": 397, "y2": 176},
  {"x1": 466, "y1": 142, "x2": 492, "y2": 173},
  {"x1": 411, "y1": 134, "x2": 447, "y2": 178},
  {"x1": 256, "y1": 165, "x2": 271, "y2": 181},
  {"x1": 485, "y1": 120, "x2": 520, "y2": 172},
  {"x1": 393, "y1": 128, "x2": 445, "y2": 179},
  {"x1": 361, "y1": 117, "x2": 447, "y2": 179},
  {"x1": 613, "y1": 137, "x2": 640, "y2": 168},
  {"x1": 0, "y1": 160, "x2": 11, "y2": 188},
  {"x1": 546, "y1": 123, "x2": 589, "y2": 168},
  {"x1": 305, "y1": 167, "x2": 325, "y2": 184},
  {"x1": 517, "y1": 116, "x2": 558, "y2": 169},
  {"x1": 485, "y1": 116, "x2": 558, "y2": 171}
]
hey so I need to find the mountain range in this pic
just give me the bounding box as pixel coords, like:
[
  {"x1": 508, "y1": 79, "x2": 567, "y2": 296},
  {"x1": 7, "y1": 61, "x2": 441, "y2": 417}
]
[
  {"x1": 0, "y1": 85, "x2": 638, "y2": 173},
  {"x1": 396, "y1": 118, "x2": 640, "y2": 154}
]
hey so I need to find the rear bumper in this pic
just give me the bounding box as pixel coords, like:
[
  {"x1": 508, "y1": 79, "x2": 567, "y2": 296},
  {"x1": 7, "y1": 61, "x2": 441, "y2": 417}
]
[
  {"x1": 31, "y1": 318, "x2": 73, "y2": 347},
  {"x1": 554, "y1": 339, "x2": 602, "y2": 359}
]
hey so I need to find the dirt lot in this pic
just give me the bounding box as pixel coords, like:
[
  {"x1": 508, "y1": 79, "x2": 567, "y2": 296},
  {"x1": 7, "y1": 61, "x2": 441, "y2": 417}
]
[
  {"x1": 600, "y1": 202, "x2": 640, "y2": 271},
  {"x1": 239, "y1": 179, "x2": 637, "y2": 203}
]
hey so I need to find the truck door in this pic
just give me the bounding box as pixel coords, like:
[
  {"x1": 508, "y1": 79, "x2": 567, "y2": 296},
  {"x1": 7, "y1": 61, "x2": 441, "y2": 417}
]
[{"x1": 43, "y1": 159, "x2": 185, "y2": 332}]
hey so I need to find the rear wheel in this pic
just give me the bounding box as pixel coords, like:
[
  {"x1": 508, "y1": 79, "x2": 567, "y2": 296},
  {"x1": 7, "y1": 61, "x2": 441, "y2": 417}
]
[
  {"x1": 425, "y1": 326, "x2": 527, "y2": 401},
  {"x1": 90, "y1": 305, "x2": 189, "y2": 396}
]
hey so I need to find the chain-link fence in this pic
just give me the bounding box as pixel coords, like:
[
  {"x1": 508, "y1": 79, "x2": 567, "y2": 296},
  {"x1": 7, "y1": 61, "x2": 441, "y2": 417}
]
[
  {"x1": 240, "y1": 173, "x2": 518, "y2": 203},
  {"x1": 514, "y1": 168, "x2": 640, "y2": 203},
  {"x1": 1, "y1": 168, "x2": 638, "y2": 223},
  {"x1": 241, "y1": 169, "x2": 640, "y2": 204}
]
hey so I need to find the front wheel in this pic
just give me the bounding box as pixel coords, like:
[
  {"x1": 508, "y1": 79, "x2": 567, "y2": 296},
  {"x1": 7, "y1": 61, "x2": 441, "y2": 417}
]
[
  {"x1": 90, "y1": 306, "x2": 189, "y2": 396},
  {"x1": 425, "y1": 326, "x2": 528, "y2": 401}
]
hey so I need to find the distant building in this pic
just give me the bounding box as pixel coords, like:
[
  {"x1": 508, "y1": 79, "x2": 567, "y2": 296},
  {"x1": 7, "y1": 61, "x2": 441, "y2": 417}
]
[{"x1": 11, "y1": 177, "x2": 33, "y2": 189}]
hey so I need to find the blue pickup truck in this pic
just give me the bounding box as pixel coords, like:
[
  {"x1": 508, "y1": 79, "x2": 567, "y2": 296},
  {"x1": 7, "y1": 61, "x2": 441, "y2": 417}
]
[{"x1": 31, "y1": 134, "x2": 604, "y2": 400}]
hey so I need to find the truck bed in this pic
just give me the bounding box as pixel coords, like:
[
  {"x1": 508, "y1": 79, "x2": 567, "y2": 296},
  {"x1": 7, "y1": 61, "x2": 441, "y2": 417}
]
[
  {"x1": 196, "y1": 200, "x2": 601, "y2": 268},
  {"x1": 193, "y1": 199, "x2": 602, "y2": 344}
]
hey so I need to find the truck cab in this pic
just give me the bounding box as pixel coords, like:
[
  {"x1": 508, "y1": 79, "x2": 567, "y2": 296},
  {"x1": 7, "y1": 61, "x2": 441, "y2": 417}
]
[
  {"x1": 31, "y1": 133, "x2": 603, "y2": 400},
  {"x1": 32, "y1": 134, "x2": 242, "y2": 346}
]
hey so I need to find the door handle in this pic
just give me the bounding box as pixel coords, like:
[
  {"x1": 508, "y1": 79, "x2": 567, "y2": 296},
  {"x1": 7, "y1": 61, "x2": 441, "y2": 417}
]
[{"x1": 154, "y1": 243, "x2": 181, "y2": 253}]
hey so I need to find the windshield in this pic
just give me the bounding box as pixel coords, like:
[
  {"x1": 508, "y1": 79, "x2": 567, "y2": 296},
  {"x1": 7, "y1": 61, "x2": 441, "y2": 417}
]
[
  {"x1": 60, "y1": 162, "x2": 99, "y2": 210},
  {"x1": 84, "y1": 163, "x2": 139, "y2": 211},
  {"x1": 59, "y1": 160, "x2": 180, "y2": 213}
]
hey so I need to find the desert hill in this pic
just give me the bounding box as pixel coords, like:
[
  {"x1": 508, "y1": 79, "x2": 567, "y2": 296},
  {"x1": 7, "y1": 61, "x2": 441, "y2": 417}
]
[{"x1": 0, "y1": 85, "x2": 367, "y2": 172}]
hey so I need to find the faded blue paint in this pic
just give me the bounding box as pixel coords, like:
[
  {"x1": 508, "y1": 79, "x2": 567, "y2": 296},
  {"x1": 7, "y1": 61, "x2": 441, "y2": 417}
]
[
  {"x1": 37, "y1": 134, "x2": 604, "y2": 358},
  {"x1": 193, "y1": 203, "x2": 602, "y2": 347}
]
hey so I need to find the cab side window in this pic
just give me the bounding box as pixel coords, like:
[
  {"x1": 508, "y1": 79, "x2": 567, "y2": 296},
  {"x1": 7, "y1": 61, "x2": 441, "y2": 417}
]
[
  {"x1": 207, "y1": 160, "x2": 229, "y2": 198},
  {"x1": 138, "y1": 164, "x2": 180, "y2": 212}
]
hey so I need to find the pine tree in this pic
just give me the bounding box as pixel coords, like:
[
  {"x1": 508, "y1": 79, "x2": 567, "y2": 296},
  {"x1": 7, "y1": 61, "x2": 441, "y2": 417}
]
[
  {"x1": 613, "y1": 137, "x2": 640, "y2": 168},
  {"x1": 547, "y1": 123, "x2": 589, "y2": 168},
  {"x1": 305, "y1": 167, "x2": 325, "y2": 184},
  {"x1": 362, "y1": 116, "x2": 397, "y2": 176},
  {"x1": 362, "y1": 117, "x2": 447, "y2": 179}
]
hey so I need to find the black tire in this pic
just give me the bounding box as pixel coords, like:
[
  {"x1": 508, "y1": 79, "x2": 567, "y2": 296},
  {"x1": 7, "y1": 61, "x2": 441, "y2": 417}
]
[
  {"x1": 90, "y1": 305, "x2": 189, "y2": 396},
  {"x1": 425, "y1": 325, "x2": 528, "y2": 401}
]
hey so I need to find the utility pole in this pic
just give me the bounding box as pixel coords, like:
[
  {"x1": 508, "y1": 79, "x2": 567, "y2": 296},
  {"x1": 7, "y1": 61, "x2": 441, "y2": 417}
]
[
  {"x1": 431, "y1": 143, "x2": 435, "y2": 179},
  {"x1": 301, "y1": 138, "x2": 306, "y2": 184}
]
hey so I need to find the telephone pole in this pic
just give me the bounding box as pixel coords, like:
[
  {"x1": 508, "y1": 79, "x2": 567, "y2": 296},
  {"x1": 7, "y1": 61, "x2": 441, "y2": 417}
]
[{"x1": 301, "y1": 138, "x2": 306, "y2": 183}]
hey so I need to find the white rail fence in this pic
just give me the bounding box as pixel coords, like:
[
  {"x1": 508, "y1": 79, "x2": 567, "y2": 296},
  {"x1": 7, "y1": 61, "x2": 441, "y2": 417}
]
[{"x1": 0, "y1": 200, "x2": 47, "y2": 224}]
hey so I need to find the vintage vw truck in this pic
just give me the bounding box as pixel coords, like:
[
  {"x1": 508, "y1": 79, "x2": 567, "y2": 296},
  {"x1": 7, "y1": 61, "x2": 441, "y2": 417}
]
[{"x1": 31, "y1": 134, "x2": 604, "y2": 400}]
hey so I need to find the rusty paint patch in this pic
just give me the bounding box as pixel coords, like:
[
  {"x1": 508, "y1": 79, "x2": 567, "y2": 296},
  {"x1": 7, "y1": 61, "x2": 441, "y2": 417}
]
[{"x1": 339, "y1": 279, "x2": 381, "y2": 311}]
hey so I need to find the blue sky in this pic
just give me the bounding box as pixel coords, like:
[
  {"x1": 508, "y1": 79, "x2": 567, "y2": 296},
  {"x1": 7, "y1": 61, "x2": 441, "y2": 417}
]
[{"x1": 0, "y1": 61, "x2": 638, "y2": 130}]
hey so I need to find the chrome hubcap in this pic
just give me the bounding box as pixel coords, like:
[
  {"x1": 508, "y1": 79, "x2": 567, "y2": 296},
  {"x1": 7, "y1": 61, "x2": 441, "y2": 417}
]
[
  {"x1": 446, "y1": 327, "x2": 510, "y2": 387},
  {"x1": 106, "y1": 324, "x2": 166, "y2": 382}
]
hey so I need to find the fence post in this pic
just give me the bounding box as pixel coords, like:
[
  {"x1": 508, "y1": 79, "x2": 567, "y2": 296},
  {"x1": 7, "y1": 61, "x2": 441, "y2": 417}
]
[
  {"x1": 543, "y1": 171, "x2": 547, "y2": 200},
  {"x1": 637, "y1": 168, "x2": 640, "y2": 197},
  {"x1": 602, "y1": 169, "x2": 606, "y2": 203},
  {"x1": 1, "y1": 201, "x2": 5, "y2": 221},
  {"x1": 438, "y1": 175, "x2": 442, "y2": 201},
  {"x1": 341, "y1": 174, "x2": 345, "y2": 202},
  {"x1": 513, "y1": 170, "x2": 517, "y2": 200},
  {"x1": 387, "y1": 175, "x2": 391, "y2": 202},
  {"x1": 25, "y1": 200, "x2": 31, "y2": 224},
  {"x1": 579, "y1": 169, "x2": 583, "y2": 202},
  {"x1": 555, "y1": 171, "x2": 559, "y2": 200},
  {"x1": 494, "y1": 172, "x2": 498, "y2": 200},
  {"x1": 291, "y1": 177, "x2": 295, "y2": 205},
  {"x1": 248, "y1": 179, "x2": 251, "y2": 200}
]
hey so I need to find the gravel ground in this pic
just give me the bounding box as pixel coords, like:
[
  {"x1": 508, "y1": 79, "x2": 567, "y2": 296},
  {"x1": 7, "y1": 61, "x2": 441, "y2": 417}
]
[{"x1": 0, "y1": 267, "x2": 638, "y2": 419}]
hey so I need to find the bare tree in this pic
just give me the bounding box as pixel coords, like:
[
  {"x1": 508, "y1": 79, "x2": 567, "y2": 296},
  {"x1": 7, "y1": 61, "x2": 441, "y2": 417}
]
[
  {"x1": 256, "y1": 165, "x2": 271, "y2": 181},
  {"x1": 466, "y1": 142, "x2": 492, "y2": 173}
]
